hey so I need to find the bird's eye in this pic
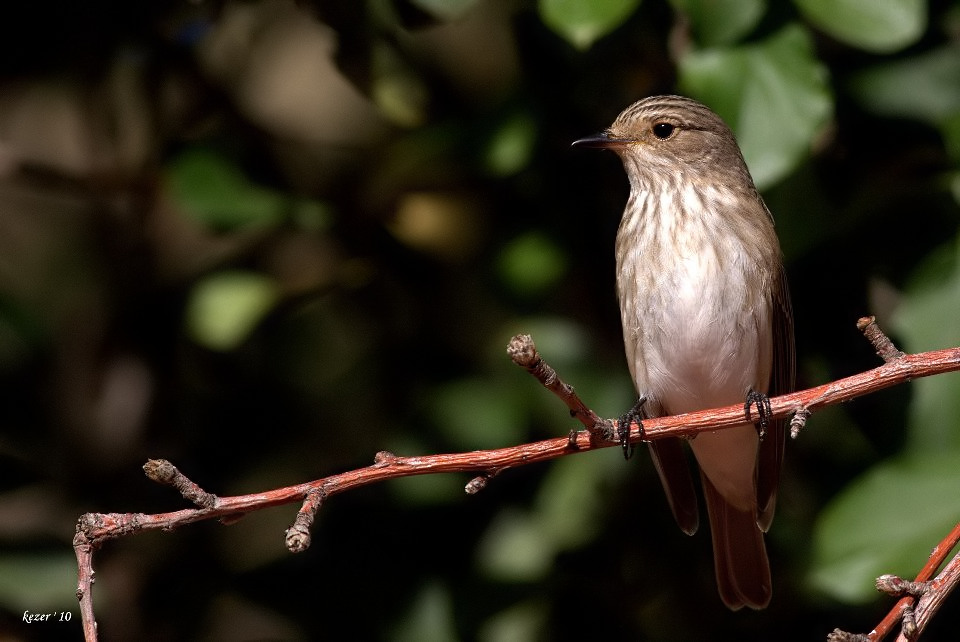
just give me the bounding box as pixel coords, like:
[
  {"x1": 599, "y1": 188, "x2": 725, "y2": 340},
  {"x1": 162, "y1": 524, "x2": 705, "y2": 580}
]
[{"x1": 652, "y1": 122, "x2": 675, "y2": 139}]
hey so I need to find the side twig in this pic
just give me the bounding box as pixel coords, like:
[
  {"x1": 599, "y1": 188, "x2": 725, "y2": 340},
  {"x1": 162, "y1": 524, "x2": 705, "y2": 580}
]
[
  {"x1": 827, "y1": 319, "x2": 960, "y2": 642},
  {"x1": 74, "y1": 327, "x2": 960, "y2": 641},
  {"x1": 828, "y1": 523, "x2": 960, "y2": 642}
]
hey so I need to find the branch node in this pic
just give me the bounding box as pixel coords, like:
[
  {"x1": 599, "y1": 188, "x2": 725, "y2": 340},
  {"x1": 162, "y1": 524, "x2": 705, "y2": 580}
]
[
  {"x1": 143, "y1": 459, "x2": 218, "y2": 509},
  {"x1": 507, "y1": 334, "x2": 539, "y2": 368},
  {"x1": 464, "y1": 476, "x2": 486, "y2": 494},
  {"x1": 374, "y1": 451, "x2": 397, "y2": 465},
  {"x1": 902, "y1": 603, "x2": 918, "y2": 639},
  {"x1": 465, "y1": 476, "x2": 487, "y2": 494},
  {"x1": 876, "y1": 574, "x2": 928, "y2": 597},
  {"x1": 858, "y1": 316, "x2": 905, "y2": 363},
  {"x1": 142, "y1": 458, "x2": 177, "y2": 484},
  {"x1": 77, "y1": 512, "x2": 145, "y2": 544},
  {"x1": 286, "y1": 490, "x2": 325, "y2": 553},
  {"x1": 790, "y1": 408, "x2": 811, "y2": 439},
  {"x1": 465, "y1": 469, "x2": 502, "y2": 494}
]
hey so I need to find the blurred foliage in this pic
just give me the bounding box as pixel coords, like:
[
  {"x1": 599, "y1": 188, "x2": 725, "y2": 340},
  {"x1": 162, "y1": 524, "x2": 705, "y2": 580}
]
[
  {"x1": 539, "y1": 0, "x2": 644, "y2": 50},
  {"x1": 166, "y1": 149, "x2": 290, "y2": 231},
  {"x1": 809, "y1": 452, "x2": 960, "y2": 604},
  {"x1": 185, "y1": 270, "x2": 281, "y2": 350},
  {"x1": 677, "y1": 24, "x2": 832, "y2": 188},
  {"x1": 0, "y1": 0, "x2": 958, "y2": 640},
  {"x1": 670, "y1": 0, "x2": 766, "y2": 47},
  {"x1": 794, "y1": 0, "x2": 927, "y2": 53}
]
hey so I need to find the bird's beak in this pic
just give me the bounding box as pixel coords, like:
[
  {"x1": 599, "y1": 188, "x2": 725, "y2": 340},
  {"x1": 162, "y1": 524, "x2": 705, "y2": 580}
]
[{"x1": 571, "y1": 131, "x2": 627, "y2": 149}]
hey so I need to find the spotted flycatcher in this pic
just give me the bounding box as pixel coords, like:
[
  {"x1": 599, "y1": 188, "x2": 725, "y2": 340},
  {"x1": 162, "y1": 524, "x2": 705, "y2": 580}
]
[{"x1": 574, "y1": 95, "x2": 795, "y2": 609}]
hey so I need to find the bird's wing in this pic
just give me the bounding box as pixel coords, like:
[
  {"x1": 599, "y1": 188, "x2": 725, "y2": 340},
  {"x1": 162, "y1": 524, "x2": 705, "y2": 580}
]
[
  {"x1": 649, "y1": 437, "x2": 700, "y2": 535},
  {"x1": 756, "y1": 263, "x2": 795, "y2": 531}
]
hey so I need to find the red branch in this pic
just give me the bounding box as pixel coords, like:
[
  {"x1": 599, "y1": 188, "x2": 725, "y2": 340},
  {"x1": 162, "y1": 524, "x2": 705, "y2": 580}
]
[
  {"x1": 856, "y1": 521, "x2": 960, "y2": 641},
  {"x1": 73, "y1": 327, "x2": 960, "y2": 642},
  {"x1": 905, "y1": 535, "x2": 960, "y2": 640}
]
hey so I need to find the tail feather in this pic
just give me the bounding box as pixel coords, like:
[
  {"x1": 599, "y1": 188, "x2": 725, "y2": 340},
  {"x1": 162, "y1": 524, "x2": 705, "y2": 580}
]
[
  {"x1": 648, "y1": 438, "x2": 699, "y2": 535},
  {"x1": 700, "y1": 470, "x2": 771, "y2": 610}
]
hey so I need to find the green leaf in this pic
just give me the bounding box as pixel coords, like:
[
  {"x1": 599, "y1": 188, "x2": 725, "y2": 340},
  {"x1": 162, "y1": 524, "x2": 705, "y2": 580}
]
[
  {"x1": 371, "y1": 42, "x2": 430, "y2": 128},
  {"x1": 532, "y1": 453, "x2": 617, "y2": 549},
  {"x1": 387, "y1": 473, "x2": 465, "y2": 505},
  {"x1": 391, "y1": 581, "x2": 459, "y2": 642},
  {"x1": 539, "y1": 0, "x2": 642, "y2": 50},
  {"x1": 849, "y1": 45, "x2": 960, "y2": 125},
  {"x1": 670, "y1": 0, "x2": 766, "y2": 46},
  {"x1": 808, "y1": 453, "x2": 960, "y2": 603},
  {"x1": 484, "y1": 111, "x2": 538, "y2": 176},
  {"x1": 167, "y1": 149, "x2": 287, "y2": 231},
  {"x1": 185, "y1": 271, "x2": 280, "y2": 351},
  {"x1": 794, "y1": 0, "x2": 925, "y2": 53},
  {"x1": 810, "y1": 236, "x2": 960, "y2": 604},
  {"x1": 944, "y1": 116, "x2": 960, "y2": 165},
  {"x1": 678, "y1": 24, "x2": 833, "y2": 189},
  {"x1": 496, "y1": 232, "x2": 567, "y2": 296},
  {"x1": 891, "y1": 237, "x2": 960, "y2": 453},
  {"x1": 475, "y1": 507, "x2": 556, "y2": 581},
  {"x1": 430, "y1": 378, "x2": 526, "y2": 450},
  {"x1": 478, "y1": 601, "x2": 548, "y2": 642},
  {"x1": 476, "y1": 452, "x2": 626, "y2": 581}
]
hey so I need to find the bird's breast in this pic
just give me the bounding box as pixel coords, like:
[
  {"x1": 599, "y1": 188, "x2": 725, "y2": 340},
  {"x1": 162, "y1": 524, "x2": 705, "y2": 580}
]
[{"x1": 616, "y1": 198, "x2": 770, "y2": 414}]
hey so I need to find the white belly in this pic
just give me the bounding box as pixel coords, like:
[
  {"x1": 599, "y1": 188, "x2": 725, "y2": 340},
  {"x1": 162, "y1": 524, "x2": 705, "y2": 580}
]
[
  {"x1": 621, "y1": 240, "x2": 770, "y2": 510},
  {"x1": 640, "y1": 250, "x2": 763, "y2": 412}
]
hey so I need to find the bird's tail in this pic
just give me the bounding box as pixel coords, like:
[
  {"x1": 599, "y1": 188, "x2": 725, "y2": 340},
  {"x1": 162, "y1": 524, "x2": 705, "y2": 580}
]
[{"x1": 700, "y1": 470, "x2": 771, "y2": 610}]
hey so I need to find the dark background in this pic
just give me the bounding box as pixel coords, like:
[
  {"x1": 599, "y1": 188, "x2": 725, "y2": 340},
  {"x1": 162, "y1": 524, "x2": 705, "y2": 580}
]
[{"x1": 1, "y1": 0, "x2": 959, "y2": 640}]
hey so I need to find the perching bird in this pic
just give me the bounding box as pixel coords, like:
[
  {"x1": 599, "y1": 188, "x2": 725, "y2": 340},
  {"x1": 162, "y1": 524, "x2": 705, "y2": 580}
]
[{"x1": 574, "y1": 95, "x2": 795, "y2": 609}]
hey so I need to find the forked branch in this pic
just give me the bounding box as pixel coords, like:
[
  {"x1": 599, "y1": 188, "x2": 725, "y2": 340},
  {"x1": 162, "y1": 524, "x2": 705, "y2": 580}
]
[{"x1": 74, "y1": 318, "x2": 960, "y2": 641}]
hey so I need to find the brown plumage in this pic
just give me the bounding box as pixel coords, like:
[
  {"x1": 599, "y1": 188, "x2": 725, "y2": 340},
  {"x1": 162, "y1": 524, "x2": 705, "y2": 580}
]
[{"x1": 574, "y1": 95, "x2": 795, "y2": 609}]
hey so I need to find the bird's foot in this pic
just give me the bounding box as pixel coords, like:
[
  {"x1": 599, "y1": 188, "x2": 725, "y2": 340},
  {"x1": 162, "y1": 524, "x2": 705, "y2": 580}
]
[
  {"x1": 744, "y1": 389, "x2": 772, "y2": 441},
  {"x1": 617, "y1": 396, "x2": 647, "y2": 460}
]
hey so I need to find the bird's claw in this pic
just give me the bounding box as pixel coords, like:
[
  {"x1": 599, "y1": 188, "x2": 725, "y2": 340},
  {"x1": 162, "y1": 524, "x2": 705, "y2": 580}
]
[
  {"x1": 744, "y1": 389, "x2": 772, "y2": 441},
  {"x1": 617, "y1": 396, "x2": 647, "y2": 460}
]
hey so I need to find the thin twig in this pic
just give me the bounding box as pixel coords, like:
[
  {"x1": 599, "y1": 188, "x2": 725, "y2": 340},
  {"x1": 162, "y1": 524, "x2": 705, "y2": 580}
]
[
  {"x1": 903, "y1": 546, "x2": 960, "y2": 640},
  {"x1": 847, "y1": 520, "x2": 960, "y2": 641},
  {"x1": 858, "y1": 316, "x2": 906, "y2": 363},
  {"x1": 74, "y1": 336, "x2": 960, "y2": 641},
  {"x1": 285, "y1": 489, "x2": 325, "y2": 553},
  {"x1": 507, "y1": 334, "x2": 609, "y2": 436},
  {"x1": 72, "y1": 530, "x2": 98, "y2": 642},
  {"x1": 142, "y1": 459, "x2": 217, "y2": 509},
  {"x1": 824, "y1": 321, "x2": 960, "y2": 642}
]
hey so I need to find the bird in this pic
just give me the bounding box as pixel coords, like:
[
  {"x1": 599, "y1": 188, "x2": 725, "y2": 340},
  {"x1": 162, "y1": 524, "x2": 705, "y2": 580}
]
[{"x1": 573, "y1": 95, "x2": 795, "y2": 610}]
